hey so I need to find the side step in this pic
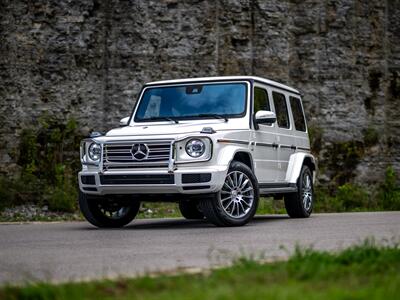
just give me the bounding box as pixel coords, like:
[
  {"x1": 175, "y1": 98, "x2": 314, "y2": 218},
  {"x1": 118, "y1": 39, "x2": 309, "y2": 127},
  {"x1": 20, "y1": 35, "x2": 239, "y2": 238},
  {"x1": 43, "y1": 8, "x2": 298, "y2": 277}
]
[{"x1": 259, "y1": 182, "x2": 297, "y2": 196}]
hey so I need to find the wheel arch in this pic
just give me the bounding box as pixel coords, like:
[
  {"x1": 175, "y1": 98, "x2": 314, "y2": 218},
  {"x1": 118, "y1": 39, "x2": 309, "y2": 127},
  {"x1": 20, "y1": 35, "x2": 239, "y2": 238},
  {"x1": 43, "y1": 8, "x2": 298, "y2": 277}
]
[
  {"x1": 231, "y1": 151, "x2": 254, "y2": 171},
  {"x1": 285, "y1": 152, "x2": 317, "y2": 184},
  {"x1": 216, "y1": 145, "x2": 254, "y2": 172}
]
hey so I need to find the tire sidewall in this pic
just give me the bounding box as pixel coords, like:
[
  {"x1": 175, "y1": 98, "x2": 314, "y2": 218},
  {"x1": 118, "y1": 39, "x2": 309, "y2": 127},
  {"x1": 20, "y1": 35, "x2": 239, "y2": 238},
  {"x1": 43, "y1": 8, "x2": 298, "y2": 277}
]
[
  {"x1": 298, "y1": 166, "x2": 313, "y2": 217},
  {"x1": 214, "y1": 161, "x2": 259, "y2": 226},
  {"x1": 79, "y1": 192, "x2": 140, "y2": 228}
]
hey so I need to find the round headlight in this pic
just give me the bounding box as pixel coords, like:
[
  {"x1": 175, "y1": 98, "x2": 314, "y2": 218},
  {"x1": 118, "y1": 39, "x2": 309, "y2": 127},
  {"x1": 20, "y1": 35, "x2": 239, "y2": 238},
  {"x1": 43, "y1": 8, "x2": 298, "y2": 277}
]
[
  {"x1": 88, "y1": 143, "x2": 101, "y2": 161},
  {"x1": 185, "y1": 139, "x2": 205, "y2": 158}
]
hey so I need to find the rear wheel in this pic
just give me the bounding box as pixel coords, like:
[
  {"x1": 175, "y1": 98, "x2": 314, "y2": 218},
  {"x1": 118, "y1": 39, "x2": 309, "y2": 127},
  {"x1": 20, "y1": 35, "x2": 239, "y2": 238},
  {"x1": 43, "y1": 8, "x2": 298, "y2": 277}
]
[
  {"x1": 179, "y1": 200, "x2": 204, "y2": 219},
  {"x1": 200, "y1": 161, "x2": 259, "y2": 226},
  {"x1": 79, "y1": 191, "x2": 140, "y2": 228},
  {"x1": 284, "y1": 165, "x2": 313, "y2": 218}
]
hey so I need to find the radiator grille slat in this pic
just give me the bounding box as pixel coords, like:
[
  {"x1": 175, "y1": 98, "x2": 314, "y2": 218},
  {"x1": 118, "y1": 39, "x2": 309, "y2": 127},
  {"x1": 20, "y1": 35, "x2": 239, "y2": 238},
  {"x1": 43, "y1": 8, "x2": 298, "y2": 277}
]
[{"x1": 103, "y1": 140, "x2": 172, "y2": 171}]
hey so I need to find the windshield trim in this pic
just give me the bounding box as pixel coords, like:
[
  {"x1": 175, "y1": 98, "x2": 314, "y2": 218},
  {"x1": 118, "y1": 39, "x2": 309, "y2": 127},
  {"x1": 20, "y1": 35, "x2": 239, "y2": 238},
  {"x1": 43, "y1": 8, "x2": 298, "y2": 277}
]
[{"x1": 132, "y1": 81, "x2": 249, "y2": 124}]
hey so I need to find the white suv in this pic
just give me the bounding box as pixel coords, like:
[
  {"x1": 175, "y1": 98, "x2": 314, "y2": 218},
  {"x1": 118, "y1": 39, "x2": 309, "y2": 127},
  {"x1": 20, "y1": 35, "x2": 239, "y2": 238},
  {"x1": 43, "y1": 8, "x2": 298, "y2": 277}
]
[{"x1": 78, "y1": 76, "x2": 316, "y2": 227}]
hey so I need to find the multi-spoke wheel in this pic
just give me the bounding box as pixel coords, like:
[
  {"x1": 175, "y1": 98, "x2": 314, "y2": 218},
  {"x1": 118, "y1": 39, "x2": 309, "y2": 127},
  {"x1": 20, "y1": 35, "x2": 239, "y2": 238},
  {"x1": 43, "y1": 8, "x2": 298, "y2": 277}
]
[
  {"x1": 220, "y1": 171, "x2": 255, "y2": 218},
  {"x1": 284, "y1": 165, "x2": 314, "y2": 218},
  {"x1": 79, "y1": 191, "x2": 140, "y2": 228},
  {"x1": 200, "y1": 161, "x2": 259, "y2": 226}
]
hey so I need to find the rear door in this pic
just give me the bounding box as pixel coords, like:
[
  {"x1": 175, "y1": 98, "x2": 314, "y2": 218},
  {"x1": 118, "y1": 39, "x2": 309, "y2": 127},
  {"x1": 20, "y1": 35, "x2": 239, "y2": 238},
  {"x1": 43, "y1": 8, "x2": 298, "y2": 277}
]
[
  {"x1": 289, "y1": 95, "x2": 310, "y2": 151},
  {"x1": 271, "y1": 90, "x2": 294, "y2": 182}
]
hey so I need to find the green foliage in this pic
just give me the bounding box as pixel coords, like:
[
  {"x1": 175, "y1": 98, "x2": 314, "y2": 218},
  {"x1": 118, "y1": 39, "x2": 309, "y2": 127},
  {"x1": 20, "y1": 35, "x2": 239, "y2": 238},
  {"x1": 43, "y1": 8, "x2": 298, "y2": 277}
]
[
  {"x1": 363, "y1": 126, "x2": 379, "y2": 147},
  {"x1": 315, "y1": 184, "x2": 374, "y2": 212},
  {"x1": 313, "y1": 186, "x2": 344, "y2": 212},
  {"x1": 323, "y1": 141, "x2": 364, "y2": 186},
  {"x1": 256, "y1": 197, "x2": 286, "y2": 214},
  {"x1": 377, "y1": 166, "x2": 400, "y2": 210},
  {"x1": 1, "y1": 115, "x2": 84, "y2": 213},
  {"x1": 314, "y1": 167, "x2": 400, "y2": 213},
  {"x1": 336, "y1": 183, "x2": 372, "y2": 211},
  {"x1": 0, "y1": 177, "x2": 15, "y2": 211},
  {"x1": 45, "y1": 164, "x2": 77, "y2": 212},
  {"x1": 2, "y1": 240, "x2": 400, "y2": 300}
]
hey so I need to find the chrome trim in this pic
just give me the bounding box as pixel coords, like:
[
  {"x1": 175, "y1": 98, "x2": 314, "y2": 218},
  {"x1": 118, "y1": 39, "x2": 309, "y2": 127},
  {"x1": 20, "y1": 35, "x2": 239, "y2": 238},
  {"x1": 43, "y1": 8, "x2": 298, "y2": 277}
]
[{"x1": 217, "y1": 139, "x2": 249, "y2": 145}]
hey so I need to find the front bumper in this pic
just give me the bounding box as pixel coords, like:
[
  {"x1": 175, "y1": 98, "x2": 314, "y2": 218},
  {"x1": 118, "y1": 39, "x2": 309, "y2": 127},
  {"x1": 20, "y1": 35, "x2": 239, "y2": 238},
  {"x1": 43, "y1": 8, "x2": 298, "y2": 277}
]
[{"x1": 78, "y1": 165, "x2": 227, "y2": 196}]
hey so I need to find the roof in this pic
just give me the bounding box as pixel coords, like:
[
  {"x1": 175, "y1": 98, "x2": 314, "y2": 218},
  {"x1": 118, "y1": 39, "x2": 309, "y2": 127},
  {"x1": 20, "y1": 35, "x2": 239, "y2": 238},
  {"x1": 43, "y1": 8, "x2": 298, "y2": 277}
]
[{"x1": 146, "y1": 76, "x2": 300, "y2": 94}]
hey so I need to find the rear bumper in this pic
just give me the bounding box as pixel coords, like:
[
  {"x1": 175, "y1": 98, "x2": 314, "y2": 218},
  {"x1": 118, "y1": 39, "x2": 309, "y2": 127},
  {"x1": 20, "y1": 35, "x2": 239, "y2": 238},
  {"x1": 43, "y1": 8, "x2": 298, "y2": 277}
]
[{"x1": 78, "y1": 166, "x2": 227, "y2": 196}]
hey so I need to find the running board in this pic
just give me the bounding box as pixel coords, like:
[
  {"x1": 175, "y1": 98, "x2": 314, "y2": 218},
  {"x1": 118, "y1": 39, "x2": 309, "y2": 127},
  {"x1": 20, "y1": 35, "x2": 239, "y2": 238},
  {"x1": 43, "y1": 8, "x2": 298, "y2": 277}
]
[{"x1": 259, "y1": 183, "x2": 297, "y2": 196}]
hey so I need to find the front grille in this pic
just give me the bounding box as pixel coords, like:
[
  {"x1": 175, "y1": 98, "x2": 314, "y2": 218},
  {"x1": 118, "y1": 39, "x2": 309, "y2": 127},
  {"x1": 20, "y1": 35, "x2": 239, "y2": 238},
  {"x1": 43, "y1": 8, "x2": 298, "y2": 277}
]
[
  {"x1": 100, "y1": 174, "x2": 175, "y2": 185},
  {"x1": 103, "y1": 140, "x2": 172, "y2": 171}
]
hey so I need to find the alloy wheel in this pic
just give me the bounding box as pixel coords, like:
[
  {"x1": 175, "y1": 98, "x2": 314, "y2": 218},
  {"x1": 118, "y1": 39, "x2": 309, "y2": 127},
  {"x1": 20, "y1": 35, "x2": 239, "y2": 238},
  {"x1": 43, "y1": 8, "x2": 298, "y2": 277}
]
[
  {"x1": 220, "y1": 171, "x2": 255, "y2": 218},
  {"x1": 302, "y1": 173, "x2": 313, "y2": 212}
]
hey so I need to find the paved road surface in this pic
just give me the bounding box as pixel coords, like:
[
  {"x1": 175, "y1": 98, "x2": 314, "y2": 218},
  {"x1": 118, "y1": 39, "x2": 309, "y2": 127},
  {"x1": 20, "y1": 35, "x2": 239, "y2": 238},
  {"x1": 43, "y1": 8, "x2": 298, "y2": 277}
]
[{"x1": 1, "y1": 212, "x2": 399, "y2": 284}]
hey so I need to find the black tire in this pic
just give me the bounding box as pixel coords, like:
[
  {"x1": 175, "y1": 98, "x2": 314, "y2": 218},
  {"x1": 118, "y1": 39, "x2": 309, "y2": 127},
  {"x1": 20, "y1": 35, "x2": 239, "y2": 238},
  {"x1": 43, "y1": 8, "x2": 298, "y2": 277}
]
[
  {"x1": 179, "y1": 201, "x2": 204, "y2": 219},
  {"x1": 79, "y1": 191, "x2": 140, "y2": 228},
  {"x1": 200, "y1": 161, "x2": 259, "y2": 227},
  {"x1": 284, "y1": 165, "x2": 314, "y2": 218}
]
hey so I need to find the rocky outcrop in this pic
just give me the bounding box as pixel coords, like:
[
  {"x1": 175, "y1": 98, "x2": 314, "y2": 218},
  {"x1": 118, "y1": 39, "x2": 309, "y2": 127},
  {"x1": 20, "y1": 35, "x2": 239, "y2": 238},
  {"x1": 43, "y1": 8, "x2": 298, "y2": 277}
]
[{"x1": 0, "y1": 0, "x2": 399, "y2": 184}]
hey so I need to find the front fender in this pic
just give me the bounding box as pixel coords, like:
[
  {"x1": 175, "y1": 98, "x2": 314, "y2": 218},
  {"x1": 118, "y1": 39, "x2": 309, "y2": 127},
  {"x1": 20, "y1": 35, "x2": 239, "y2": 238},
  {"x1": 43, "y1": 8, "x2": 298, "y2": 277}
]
[
  {"x1": 215, "y1": 144, "x2": 253, "y2": 170},
  {"x1": 285, "y1": 152, "x2": 317, "y2": 184}
]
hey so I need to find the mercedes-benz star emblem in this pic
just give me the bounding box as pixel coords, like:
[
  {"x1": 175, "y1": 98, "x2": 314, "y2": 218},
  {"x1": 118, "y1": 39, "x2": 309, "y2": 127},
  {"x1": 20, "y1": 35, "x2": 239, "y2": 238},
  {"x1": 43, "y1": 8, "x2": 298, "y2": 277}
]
[{"x1": 131, "y1": 143, "x2": 149, "y2": 161}]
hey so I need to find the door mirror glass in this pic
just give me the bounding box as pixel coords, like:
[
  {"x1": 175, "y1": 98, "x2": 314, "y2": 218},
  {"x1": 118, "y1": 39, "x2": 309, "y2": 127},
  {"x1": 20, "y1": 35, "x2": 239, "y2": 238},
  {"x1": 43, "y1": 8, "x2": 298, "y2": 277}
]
[
  {"x1": 119, "y1": 117, "x2": 129, "y2": 127},
  {"x1": 254, "y1": 110, "x2": 276, "y2": 125}
]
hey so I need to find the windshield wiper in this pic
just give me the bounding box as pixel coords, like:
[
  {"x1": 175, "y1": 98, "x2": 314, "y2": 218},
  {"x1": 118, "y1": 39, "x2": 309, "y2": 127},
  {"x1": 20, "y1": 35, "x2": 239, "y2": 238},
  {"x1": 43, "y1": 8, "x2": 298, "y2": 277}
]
[
  {"x1": 196, "y1": 114, "x2": 228, "y2": 122},
  {"x1": 144, "y1": 117, "x2": 179, "y2": 124}
]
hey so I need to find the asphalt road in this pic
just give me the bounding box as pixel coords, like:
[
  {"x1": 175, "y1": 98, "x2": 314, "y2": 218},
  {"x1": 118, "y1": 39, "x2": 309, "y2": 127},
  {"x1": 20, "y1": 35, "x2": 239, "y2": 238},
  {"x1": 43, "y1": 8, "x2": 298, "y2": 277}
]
[{"x1": 1, "y1": 212, "x2": 399, "y2": 285}]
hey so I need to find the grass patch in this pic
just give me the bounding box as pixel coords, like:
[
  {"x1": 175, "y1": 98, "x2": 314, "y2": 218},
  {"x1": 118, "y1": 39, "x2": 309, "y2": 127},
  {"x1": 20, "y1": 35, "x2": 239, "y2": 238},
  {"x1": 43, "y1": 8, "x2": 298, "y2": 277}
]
[{"x1": 1, "y1": 240, "x2": 399, "y2": 299}]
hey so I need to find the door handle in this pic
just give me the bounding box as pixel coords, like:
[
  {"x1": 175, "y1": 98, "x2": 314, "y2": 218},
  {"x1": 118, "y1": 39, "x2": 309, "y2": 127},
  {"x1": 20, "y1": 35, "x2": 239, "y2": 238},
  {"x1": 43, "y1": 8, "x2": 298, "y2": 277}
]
[
  {"x1": 272, "y1": 143, "x2": 278, "y2": 149},
  {"x1": 291, "y1": 145, "x2": 297, "y2": 150}
]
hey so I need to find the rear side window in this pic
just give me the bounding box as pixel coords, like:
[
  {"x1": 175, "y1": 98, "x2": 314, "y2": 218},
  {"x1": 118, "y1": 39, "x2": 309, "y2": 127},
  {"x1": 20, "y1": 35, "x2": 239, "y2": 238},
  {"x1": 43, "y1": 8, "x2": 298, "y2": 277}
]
[
  {"x1": 272, "y1": 92, "x2": 290, "y2": 129},
  {"x1": 254, "y1": 87, "x2": 270, "y2": 112},
  {"x1": 289, "y1": 96, "x2": 307, "y2": 132}
]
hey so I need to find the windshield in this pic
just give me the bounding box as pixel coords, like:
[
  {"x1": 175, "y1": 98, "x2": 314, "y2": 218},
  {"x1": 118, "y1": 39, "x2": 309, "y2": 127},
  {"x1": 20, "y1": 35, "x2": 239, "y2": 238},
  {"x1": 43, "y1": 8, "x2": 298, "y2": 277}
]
[{"x1": 134, "y1": 82, "x2": 247, "y2": 122}]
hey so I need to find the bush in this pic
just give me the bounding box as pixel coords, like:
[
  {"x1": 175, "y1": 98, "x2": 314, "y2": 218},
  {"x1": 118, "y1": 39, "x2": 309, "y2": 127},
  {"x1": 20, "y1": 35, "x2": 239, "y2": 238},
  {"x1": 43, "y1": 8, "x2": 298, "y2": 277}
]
[
  {"x1": 1, "y1": 115, "x2": 85, "y2": 213},
  {"x1": 45, "y1": 164, "x2": 78, "y2": 213},
  {"x1": 377, "y1": 166, "x2": 400, "y2": 210},
  {"x1": 0, "y1": 177, "x2": 15, "y2": 211},
  {"x1": 315, "y1": 184, "x2": 373, "y2": 212},
  {"x1": 336, "y1": 183, "x2": 371, "y2": 211}
]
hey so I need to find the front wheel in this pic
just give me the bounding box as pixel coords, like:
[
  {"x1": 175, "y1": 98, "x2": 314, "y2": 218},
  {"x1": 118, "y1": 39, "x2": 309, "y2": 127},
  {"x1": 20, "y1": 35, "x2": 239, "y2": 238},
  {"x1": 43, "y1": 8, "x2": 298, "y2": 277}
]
[
  {"x1": 79, "y1": 192, "x2": 140, "y2": 228},
  {"x1": 200, "y1": 161, "x2": 259, "y2": 226},
  {"x1": 284, "y1": 165, "x2": 314, "y2": 218}
]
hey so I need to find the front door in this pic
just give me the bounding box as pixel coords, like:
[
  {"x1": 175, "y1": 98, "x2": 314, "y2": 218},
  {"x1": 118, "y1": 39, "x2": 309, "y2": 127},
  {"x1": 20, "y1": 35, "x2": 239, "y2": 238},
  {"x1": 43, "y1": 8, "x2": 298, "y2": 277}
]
[{"x1": 251, "y1": 84, "x2": 278, "y2": 183}]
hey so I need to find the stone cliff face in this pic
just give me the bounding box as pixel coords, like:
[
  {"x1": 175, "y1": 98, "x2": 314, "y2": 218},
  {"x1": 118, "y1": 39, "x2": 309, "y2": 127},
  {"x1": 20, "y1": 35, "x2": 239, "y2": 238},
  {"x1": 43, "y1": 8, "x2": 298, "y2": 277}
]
[{"x1": 1, "y1": 0, "x2": 399, "y2": 184}]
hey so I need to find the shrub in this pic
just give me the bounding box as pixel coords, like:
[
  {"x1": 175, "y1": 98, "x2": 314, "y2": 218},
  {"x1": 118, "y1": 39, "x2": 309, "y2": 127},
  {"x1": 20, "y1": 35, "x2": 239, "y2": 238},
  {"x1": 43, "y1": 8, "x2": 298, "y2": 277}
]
[
  {"x1": 1, "y1": 115, "x2": 85, "y2": 213},
  {"x1": 363, "y1": 127, "x2": 379, "y2": 147},
  {"x1": 336, "y1": 183, "x2": 371, "y2": 211},
  {"x1": 45, "y1": 164, "x2": 78, "y2": 213},
  {"x1": 378, "y1": 166, "x2": 400, "y2": 210}
]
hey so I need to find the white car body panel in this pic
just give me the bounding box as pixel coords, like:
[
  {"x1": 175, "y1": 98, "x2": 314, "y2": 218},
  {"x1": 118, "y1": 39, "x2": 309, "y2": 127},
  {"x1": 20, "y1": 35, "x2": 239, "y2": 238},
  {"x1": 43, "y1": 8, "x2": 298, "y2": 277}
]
[{"x1": 78, "y1": 76, "x2": 316, "y2": 197}]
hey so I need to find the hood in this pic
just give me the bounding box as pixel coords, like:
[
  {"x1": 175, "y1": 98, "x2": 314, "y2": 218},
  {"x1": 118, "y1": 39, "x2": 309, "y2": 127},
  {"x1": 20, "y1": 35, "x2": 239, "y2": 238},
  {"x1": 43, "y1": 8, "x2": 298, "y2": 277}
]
[{"x1": 105, "y1": 119, "x2": 247, "y2": 137}]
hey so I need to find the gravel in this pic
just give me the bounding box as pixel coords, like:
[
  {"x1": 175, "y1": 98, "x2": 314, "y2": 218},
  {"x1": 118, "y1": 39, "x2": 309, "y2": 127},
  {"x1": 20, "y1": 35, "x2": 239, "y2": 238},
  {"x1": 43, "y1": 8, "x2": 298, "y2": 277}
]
[{"x1": 0, "y1": 204, "x2": 81, "y2": 222}]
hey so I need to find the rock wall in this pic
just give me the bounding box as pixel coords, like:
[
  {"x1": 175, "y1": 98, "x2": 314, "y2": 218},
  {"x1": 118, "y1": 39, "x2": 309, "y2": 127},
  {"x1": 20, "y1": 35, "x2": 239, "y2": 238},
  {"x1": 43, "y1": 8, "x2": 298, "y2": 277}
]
[{"x1": 1, "y1": 0, "x2": 399, "y2": 184}]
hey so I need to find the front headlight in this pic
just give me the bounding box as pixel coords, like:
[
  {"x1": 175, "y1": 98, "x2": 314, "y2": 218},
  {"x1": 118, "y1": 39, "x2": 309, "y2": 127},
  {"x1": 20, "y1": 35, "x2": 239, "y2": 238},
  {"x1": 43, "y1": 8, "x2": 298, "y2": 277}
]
[
  {"x1": 185, "y1": 139, "x2": 205, "y2": 157},
  {"x1": 88, "y1": 143, "x2": 101, "y2": 161},
  {"x1": 175, "y1": 137, "x2": 212, "y2": 163},
  {"x1": 80, "y1": 139, "x2": 102, "y2": 165}
]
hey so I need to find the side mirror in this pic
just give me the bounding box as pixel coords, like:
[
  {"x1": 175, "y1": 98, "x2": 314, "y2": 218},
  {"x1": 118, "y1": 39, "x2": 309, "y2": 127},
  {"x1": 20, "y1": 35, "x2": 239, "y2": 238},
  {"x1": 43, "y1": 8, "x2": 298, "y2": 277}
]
[
  {"x1": 254, "y1": 110, "x2": 276, "y2": 128},
  {"x1": 119, "y1": 117, "x2": 130, "y2": 127}
]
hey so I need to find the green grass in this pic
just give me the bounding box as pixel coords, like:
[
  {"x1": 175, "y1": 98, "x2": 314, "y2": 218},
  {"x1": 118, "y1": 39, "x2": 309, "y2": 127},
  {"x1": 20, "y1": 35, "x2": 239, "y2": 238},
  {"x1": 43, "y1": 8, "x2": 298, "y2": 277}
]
[{"x1": 2, "y1": 240, "x2": 399, "y2": 299}]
